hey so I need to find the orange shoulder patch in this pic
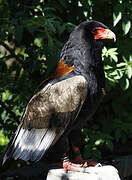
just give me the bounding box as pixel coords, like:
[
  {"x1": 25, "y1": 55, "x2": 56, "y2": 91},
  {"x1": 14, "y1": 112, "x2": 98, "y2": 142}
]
[
  {"x1": 52, "y1": 59, "x2": 74, "y2": 78},
  {"x1": 34, "y1": 60, "x2": 74, "y2": 93}
]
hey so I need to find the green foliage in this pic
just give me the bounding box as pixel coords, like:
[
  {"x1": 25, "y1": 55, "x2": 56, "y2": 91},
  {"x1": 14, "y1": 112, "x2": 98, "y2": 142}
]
[
  {"x1": 0, "y1": 131, "x2": 9, "y2": 146},
  {"x1": 0, "y1": 0, "x2": 132, "y2": 164},
  {"x1": 0, "y1": 132, "x2": 9, "y2": 146},
  {"x1": 0, "y1": 131, "x2": 9, "y2": 159}
]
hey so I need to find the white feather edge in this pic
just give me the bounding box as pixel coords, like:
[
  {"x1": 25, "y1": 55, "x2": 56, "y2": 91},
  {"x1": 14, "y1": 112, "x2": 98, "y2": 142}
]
[{"x1": 10, "y1": 127, "x2": 58, "y2": 162}]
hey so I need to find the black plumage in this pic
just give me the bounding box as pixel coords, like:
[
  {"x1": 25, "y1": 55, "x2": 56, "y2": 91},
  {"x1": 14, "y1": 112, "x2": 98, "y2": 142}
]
[{"x1": 2, "y1": 20, "x2": 116, "y2": 165}]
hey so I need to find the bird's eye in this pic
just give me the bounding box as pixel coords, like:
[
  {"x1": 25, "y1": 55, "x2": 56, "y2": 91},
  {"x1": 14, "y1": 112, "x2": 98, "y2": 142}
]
[{"x1": 92, "y1": 28, "x2": 97, "y2": 34}]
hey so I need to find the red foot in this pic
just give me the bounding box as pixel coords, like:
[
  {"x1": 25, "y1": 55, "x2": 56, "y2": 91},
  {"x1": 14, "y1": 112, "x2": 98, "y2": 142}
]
[
  {"x1": 72, "y1": 146, "x2": 98, "y2": 166},
  {"x1": 63, "y1": 159, "x2": 84, "y2": 172},
  {"x1": 72, "y1": 155, "x2": 98, "y2": 166}
]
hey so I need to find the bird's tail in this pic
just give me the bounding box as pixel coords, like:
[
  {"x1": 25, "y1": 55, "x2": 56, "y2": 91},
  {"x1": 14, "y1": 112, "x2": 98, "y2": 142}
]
[{"x1": 2, "y1": 124, "x2": 57, "y2": 165}]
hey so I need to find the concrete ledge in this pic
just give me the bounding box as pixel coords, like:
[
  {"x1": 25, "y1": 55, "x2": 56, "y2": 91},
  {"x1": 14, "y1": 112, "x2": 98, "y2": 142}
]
[{"x1": 47, "y1": 165, "x2": 121, "y2": 180}]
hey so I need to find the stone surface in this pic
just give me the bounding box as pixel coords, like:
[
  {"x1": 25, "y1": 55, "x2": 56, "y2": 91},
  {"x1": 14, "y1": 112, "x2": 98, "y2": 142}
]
[{"x1": 47, "y1": 165, "x2": 121, "y2": 180}]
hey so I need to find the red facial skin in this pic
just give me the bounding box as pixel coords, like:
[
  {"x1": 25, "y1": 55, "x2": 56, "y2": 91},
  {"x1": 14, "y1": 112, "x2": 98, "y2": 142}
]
[{"x1": 92, "y1": 27, "x2": 116, "y2": 41}]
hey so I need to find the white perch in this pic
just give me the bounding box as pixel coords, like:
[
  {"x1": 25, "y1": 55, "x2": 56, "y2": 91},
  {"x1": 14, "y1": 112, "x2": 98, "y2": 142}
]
[{"x1": 47, "y1": 165, "x2": 121, "y2": 180}]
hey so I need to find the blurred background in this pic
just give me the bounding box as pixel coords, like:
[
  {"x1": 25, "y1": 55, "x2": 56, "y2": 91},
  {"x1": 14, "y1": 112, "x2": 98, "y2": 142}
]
[{"x1": 0, "y1": 0, "x2": 132, "y2": 178}]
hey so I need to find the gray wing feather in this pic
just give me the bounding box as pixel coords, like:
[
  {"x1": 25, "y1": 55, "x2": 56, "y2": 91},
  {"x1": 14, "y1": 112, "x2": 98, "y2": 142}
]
[{"x1": 3, "y1": 75, "x2": 88, "y2": 163}]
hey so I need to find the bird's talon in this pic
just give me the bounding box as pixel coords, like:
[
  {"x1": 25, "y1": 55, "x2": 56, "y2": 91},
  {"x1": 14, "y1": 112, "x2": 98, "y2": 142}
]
[
  {"x1": 63, "y1": 160, "x2": 84, "y2": 172},
  {"x1": 95, "y1": 163, "x2": 102, "y2": 167},
  {"x1": 83, "y1": 162, "x2": 88, "y2": 168}
]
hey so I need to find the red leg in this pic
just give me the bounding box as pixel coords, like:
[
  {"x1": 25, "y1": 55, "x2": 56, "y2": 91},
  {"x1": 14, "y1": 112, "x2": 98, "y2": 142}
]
[
  {"x1": 58, "y1": 145, "x2": 100, "y2": 172},
  {"x1": 72, "y1": 146, "x2": 98, "y2": 166}
]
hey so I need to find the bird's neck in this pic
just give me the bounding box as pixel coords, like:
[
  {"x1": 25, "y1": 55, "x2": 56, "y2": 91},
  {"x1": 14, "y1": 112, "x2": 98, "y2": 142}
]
[
  {"x1": 74, "y1": 41, "x2": 105, "y2": 94},
  {"x1": 61, "y1": 39, "x2": 105, "y2": 94}
]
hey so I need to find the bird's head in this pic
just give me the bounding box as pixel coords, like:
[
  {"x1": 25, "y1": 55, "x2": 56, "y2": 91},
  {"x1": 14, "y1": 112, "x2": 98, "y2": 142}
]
[
  {"x1": 71, "y1": 20, "x2": 116, "y2": 43},
  {"x1": 60, "y1": 20, "x2": 116, "y2": 69}
]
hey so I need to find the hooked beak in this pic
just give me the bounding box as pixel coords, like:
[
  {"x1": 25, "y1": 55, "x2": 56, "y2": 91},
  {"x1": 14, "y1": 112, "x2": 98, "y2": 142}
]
[
  {"x1": 103, "y1": 29, "x2": 116, "y2": 42},
  {"x1": 93, "y1": 28, "x2": 116, "y2": 42}
]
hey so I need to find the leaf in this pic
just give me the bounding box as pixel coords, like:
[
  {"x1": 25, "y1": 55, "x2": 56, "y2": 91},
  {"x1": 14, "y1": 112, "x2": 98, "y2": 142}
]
[
  {"x1": 127, "y1": 65, "x2": 132, "y2": 79},
  {"x1": 57, "y1": 24, "x2": 66, "y2": 34},
  {"x1": 34, "y1": 37, "x2": 43, "y2": 47},
  {"x1": 113, "y1": 4, "x2": 123, "y2": 27},
  {"x1": 113, "y1": 11, "x2": 122, "y2": 26},
  {"x1": 107, "y1": 48, "x2": 118, "y2": 53},
  {"x1": 106, "y1": 48, "x2": 118, "y2": 62},
  {"x1": 125, "y1": 79, "x2": 129, "y2": 90},
  {"x1": 115, "y1": 69, "x2": 123, "y2": 80},
  {"x1": 19, "y1": 47, "x2": 29, "y2": 60},
  {"x1": 0, "y1": 131, "x2": 9, "y2": 146},
  {"x1": 110, "y1": 54, "x2": 118, "y2": 62},
  {"x1": 122, "y1": 56, "x2": 128, "y2": 62},
  {"x1": 102, "y1": 46, "x2": 107, "y2": 55},
  {"x1": 129, "y1": 55, "x2": 132, "y2": 62},
  {"x1": 2, "y1": 90, "x2": 13, "y2": 102},
  {"x1": 46, "y1": 19, "x2": 56, "y2": 33},
  {"x1": 122, "y1": 19, "x2": 131, "y2": 35},
  {"x1": 85, "y1": 135, "x2": 89, "y2": 143},
  {"x1": 120, "y1": 77, "x2": 129, "y2": 90},
  {"x1": 116, "y1": 62, "x2": 127, "y2": 67},
  {"x1": 95, "y1": 139, "x2": 104, "y2": 146}
]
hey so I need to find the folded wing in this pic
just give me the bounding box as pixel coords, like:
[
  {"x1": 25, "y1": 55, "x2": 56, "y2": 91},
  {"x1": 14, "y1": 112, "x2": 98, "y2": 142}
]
[{"x1": 3, "y1": 75, "x2": 88, "y2": 164}]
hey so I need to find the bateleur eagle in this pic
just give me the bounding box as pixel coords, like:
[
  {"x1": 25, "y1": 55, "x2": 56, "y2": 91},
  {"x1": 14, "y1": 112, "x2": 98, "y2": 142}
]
[{"x1": 3, "y1": 20, "x2": 116, "y2": 171}]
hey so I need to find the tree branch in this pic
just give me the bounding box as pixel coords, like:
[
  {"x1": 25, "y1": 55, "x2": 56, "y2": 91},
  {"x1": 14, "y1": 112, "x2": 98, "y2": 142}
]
[{"x1": 0, "y1": 41, "x2": 23, "y2": 65}]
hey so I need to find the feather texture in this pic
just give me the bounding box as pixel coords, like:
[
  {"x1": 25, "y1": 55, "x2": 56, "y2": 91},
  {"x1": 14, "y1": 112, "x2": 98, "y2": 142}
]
[
  {"x1": 3, "y1": 75, "x2": 88, "y2": 163},
  {"x1": 3, "y1": 126, "x2": 59, "y2": 163}
]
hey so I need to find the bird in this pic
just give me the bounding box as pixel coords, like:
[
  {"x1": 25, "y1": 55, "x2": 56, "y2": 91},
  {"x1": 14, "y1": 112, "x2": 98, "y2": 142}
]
[{"x1": 2, "y1": 20, "x2": 116, "y2": 171}]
